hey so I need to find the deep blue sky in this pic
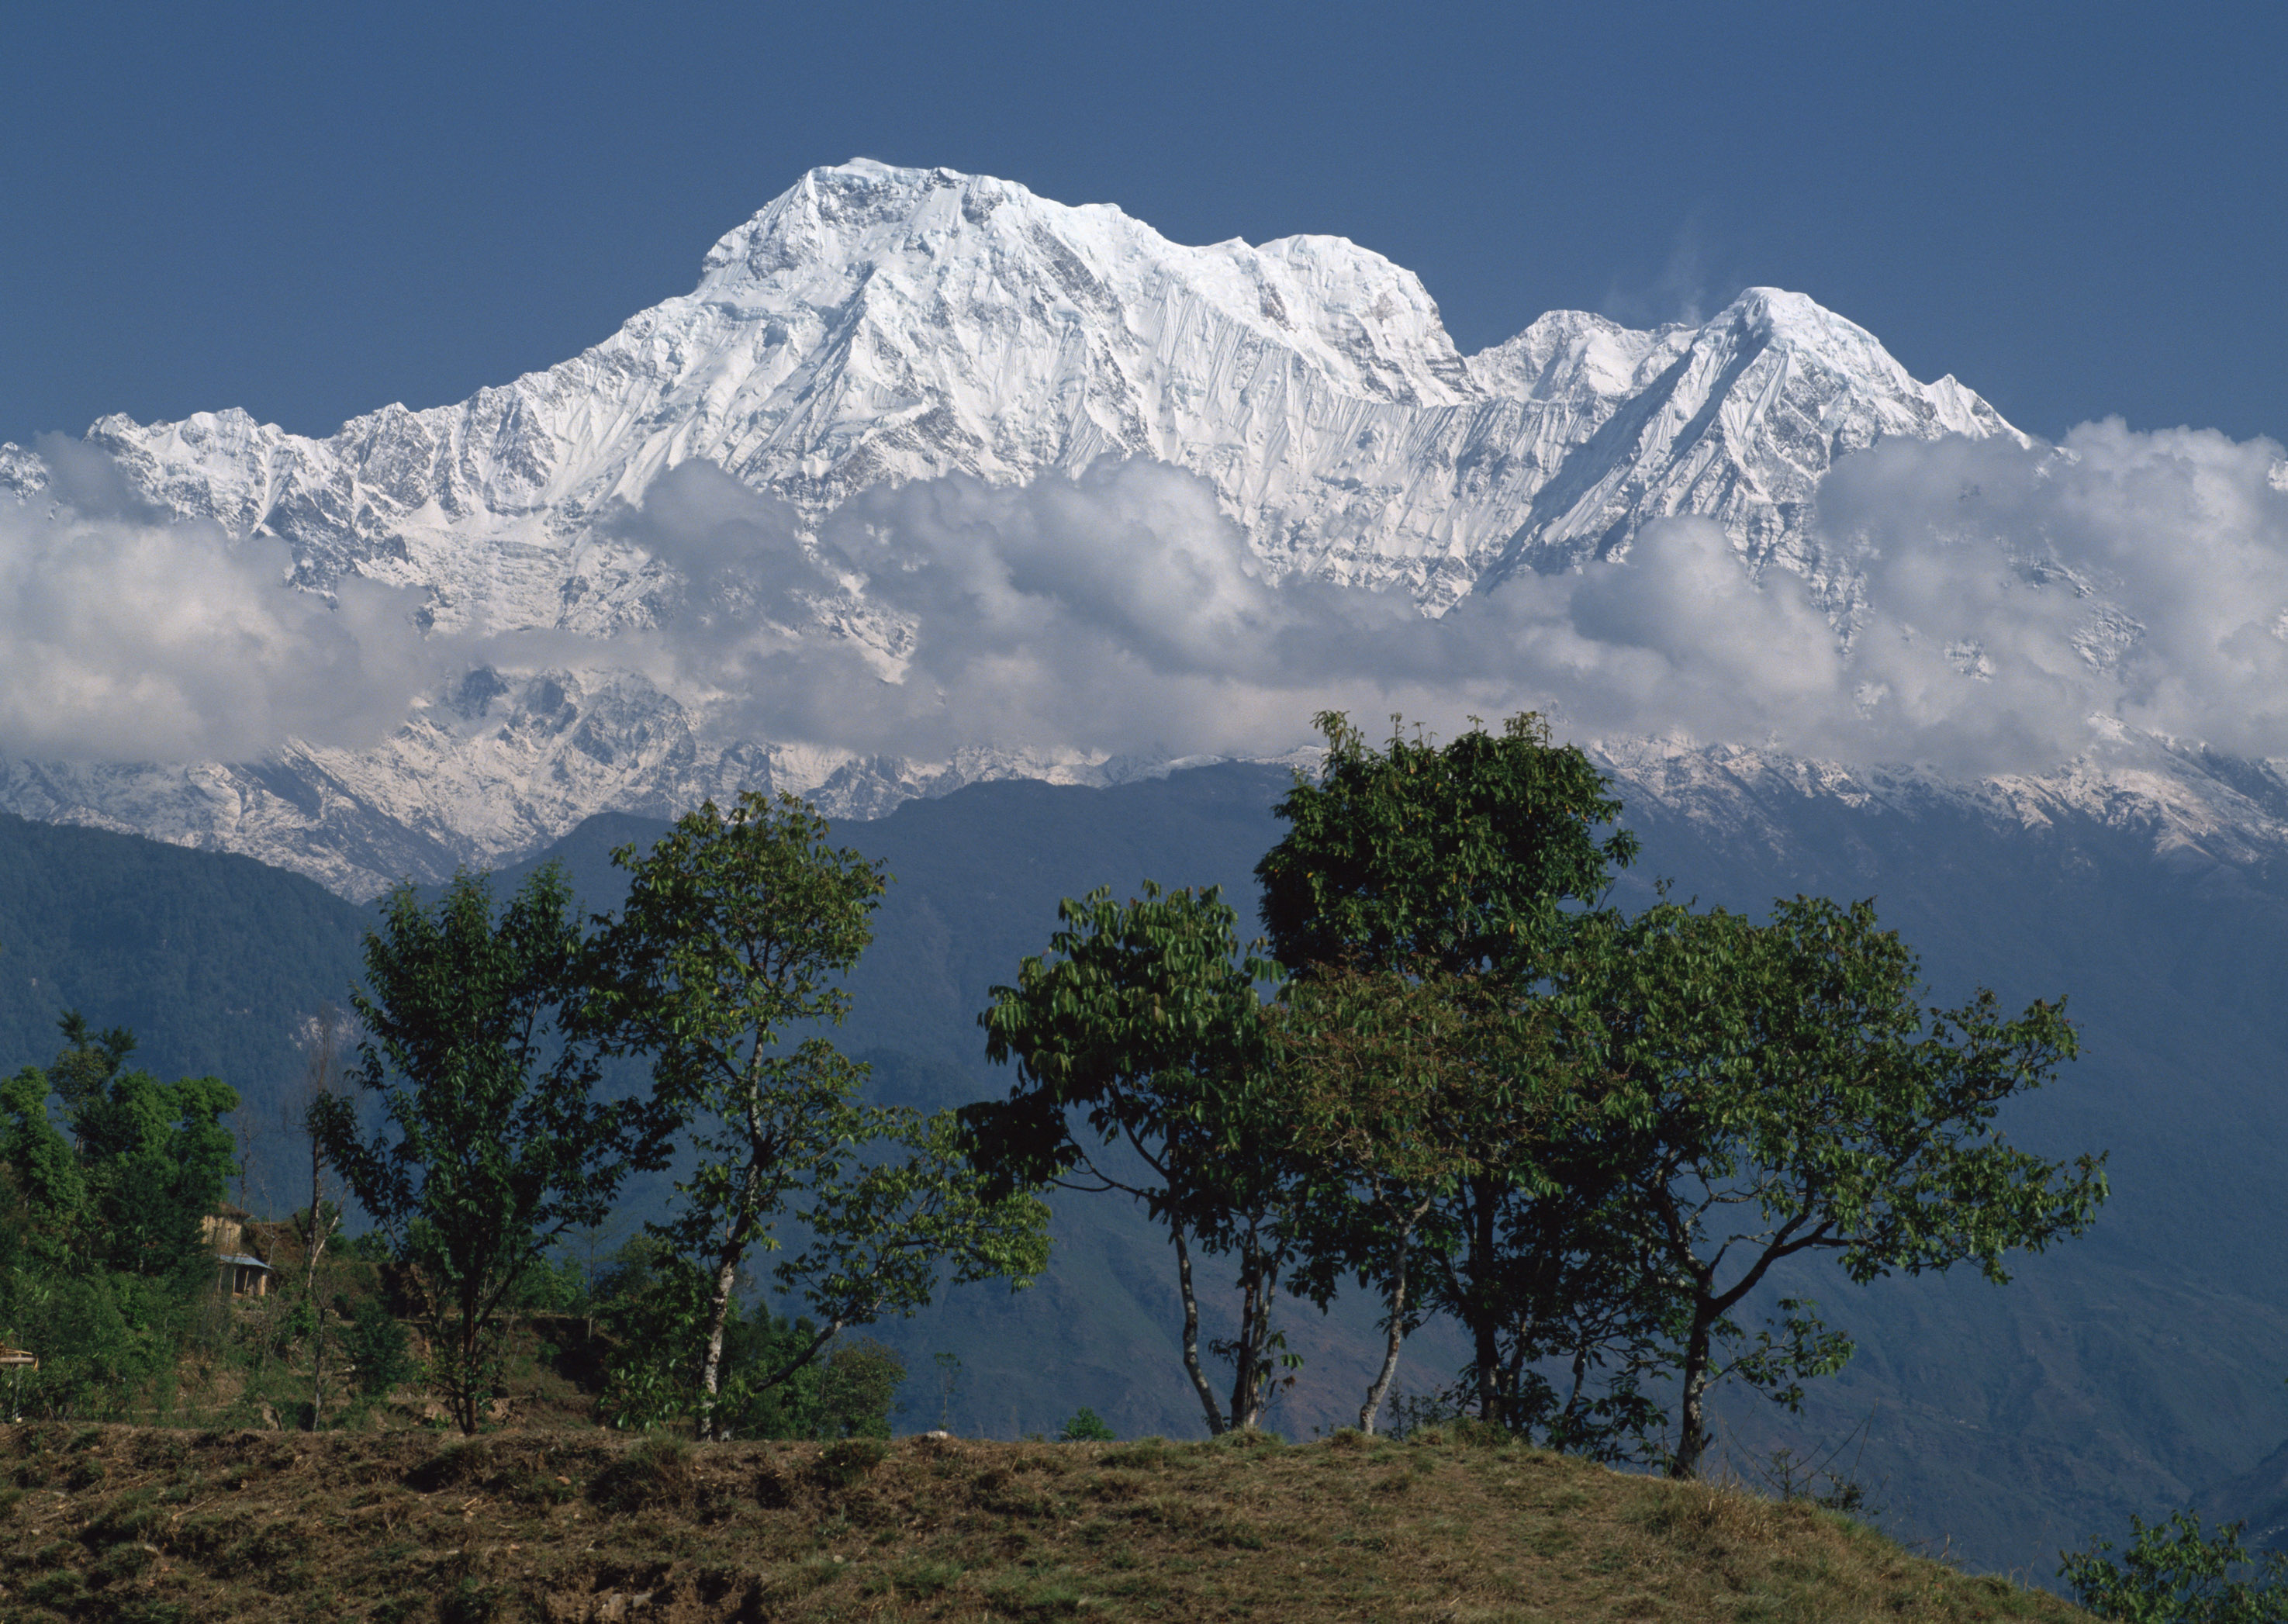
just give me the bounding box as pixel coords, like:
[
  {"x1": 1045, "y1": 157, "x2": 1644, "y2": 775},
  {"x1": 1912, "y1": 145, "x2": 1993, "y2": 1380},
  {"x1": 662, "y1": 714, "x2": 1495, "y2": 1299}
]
[{"x1": 4, "y1": 2, "x2": 2282, "y2": 449}]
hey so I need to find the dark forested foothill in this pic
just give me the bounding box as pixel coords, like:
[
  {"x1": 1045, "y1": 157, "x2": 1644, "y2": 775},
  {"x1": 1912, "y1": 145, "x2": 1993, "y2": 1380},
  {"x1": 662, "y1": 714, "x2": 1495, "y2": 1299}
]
[{"x1": 0, "y1": 710, "x2": 2186, "y2": 1607}]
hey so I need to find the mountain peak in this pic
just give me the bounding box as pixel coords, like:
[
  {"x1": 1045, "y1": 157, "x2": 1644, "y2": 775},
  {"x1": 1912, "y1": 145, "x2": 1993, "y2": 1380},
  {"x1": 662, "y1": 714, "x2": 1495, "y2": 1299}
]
[{"x1": 5, "y1": 164, "x2": 2034, "y2": 894}]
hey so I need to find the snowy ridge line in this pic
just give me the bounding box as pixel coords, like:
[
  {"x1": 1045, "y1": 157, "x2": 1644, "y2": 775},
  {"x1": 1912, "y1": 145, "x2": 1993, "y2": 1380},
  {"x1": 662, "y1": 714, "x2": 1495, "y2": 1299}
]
[{"x1": 4, "y1": 159, "x2": 2272, "y2": 898}]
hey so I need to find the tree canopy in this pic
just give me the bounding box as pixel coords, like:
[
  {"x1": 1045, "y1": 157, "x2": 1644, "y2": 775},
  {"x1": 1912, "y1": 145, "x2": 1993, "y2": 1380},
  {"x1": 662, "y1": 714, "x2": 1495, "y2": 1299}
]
[
  {"x1": 592, "y1": 792, "x2": 1049, "y2": 1441},
  {"x1": 968, "y1": 883, "x2": 1299, "y2": 1433},
  {"x1": 1252, "y1": 711, "x2": 1657, "y2": 1438},
  {"x1": 1554, "y1": 894, "x2": 2110, "y2": 1477},
  {"x1": 1256, "y1": 710, "x2": 1637, "y2": 979},
  {"x1": 0, "y1": 1014, "x2": 238, "y2": 1417},
  {"x1": 314, "y1": 864, "x2": 657, "y2": 1436}
]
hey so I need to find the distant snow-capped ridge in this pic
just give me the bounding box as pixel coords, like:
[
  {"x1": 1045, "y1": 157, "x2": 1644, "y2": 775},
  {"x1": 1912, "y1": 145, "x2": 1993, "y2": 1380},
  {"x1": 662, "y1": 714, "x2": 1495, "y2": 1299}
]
[
  {"x1": 47, "y1": 160, "x2": 2017, "y2": 621},
  {"x1": 5, "y1": 158, "x2": 2261, "y2": 897}
]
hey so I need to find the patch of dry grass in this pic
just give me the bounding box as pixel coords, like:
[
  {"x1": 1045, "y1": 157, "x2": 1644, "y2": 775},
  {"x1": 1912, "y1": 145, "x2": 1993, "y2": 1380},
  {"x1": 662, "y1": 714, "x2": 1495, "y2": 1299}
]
[{"x1": 0, "y1": 1420, "x2": 2088, "y2": 1622}]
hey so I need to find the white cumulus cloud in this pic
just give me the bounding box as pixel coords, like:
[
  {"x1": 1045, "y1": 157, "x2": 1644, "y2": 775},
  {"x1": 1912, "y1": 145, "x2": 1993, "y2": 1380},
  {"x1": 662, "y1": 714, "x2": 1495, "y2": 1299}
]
[
  {"x1": 16, "y1": 416, "x2": 2288, "y2": 779},
  {"x1": 641, "y1": 423, "x2": 2288, "y2": 776},
  {"x1": 0, "y1": 439, "x2": 435, "y2": 761}
]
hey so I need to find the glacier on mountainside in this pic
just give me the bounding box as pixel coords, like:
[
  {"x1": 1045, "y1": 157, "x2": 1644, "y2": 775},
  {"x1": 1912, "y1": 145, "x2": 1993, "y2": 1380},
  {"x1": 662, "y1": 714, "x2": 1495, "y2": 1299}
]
[{"x1": 0, "y1": 158, "x2": 2274, "y2": 897}]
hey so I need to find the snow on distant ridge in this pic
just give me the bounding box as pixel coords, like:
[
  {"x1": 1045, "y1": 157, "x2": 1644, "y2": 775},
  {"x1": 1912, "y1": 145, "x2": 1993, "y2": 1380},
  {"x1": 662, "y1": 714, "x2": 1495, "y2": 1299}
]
[{"x1": 0, "y1": 159, "x2": 2274, "y2": 897}]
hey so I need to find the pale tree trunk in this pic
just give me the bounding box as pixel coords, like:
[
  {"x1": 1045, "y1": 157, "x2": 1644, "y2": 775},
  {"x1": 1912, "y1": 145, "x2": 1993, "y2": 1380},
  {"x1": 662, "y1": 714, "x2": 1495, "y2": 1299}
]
[
  {"x1": 695, "y1": 1170, "x2": 759, "y2": 1443},
  {"x1": 696, "y1": 1252, "x2": 742, "y2": 1442},
  {"x1": 304, "y1": 1145, "x2": 334, "y2": 1432},
  {"x1": 1171, "y1": 1228, "x2": 1227, "y2": 1435},
  {"x1": 696, "y1": 1073, "x2": 776, "y2": 1444},
  {"x1": 1229, "y1": 1246, "x2": 1264, "y2": 1430},
  {"x1": 1359, "y1": 1193, "x2": 1435, "y2": 1435},
  {"x1": 1227, "y1": 1229, "x2": 1283, "y2": 1432},
  {"x1": 1671, "y1": 1307, "x2": 1716, "y2": 1480}
]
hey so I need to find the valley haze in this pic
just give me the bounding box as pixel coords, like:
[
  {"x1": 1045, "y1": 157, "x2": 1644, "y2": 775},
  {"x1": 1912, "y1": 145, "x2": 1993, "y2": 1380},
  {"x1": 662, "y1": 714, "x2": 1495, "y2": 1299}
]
[{"x1": 0, "y1": 160, "x2": 2283, "y2": 897}]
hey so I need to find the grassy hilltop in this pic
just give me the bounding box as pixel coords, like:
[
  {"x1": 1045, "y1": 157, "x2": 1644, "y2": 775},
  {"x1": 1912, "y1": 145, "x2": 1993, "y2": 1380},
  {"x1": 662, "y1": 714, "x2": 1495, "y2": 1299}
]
[{"x1": 0, "y1": 1422, "x2": 2085, "y2": 1624}]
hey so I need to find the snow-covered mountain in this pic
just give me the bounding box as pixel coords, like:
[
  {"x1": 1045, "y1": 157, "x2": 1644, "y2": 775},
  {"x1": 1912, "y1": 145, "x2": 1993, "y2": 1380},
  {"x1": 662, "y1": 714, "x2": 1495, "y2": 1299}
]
[{"x1": 2, "y1": 159, "x2": 2274, "y2": 897}]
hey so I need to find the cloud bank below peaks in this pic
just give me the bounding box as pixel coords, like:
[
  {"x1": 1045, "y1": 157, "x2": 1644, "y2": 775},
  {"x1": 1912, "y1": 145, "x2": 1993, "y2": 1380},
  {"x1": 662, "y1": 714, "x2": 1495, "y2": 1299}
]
[
  {"x1": 644, "y1": 420, "x2": 2288, "y2": 778},
  {"x1": 0, "y1": 437, "x2": 441, "y2": 761},
  {"x1": 10, "y1": 416, "x2": 2286, "y2": 780}
]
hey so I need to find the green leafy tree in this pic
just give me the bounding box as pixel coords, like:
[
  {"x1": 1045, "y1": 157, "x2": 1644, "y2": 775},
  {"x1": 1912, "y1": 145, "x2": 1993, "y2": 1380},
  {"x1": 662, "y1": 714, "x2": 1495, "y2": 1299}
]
[
  {"x1": 342, "y1": 1294, "x2": 413, "y2": 1399},
  {"x1": 969, "y1": 883, "x2": 1302, "y2": 1435},
  {"x1": 1256, "y1": 711, "x2": 1638, "y2": 980},
  {"x1": 313, "y1": 866, "x2": 659, "y2": 1435},
  {"x1": 0, "y1": 1014, "x2": 240, "y2": 1418},
  {"x1": 2062, "y1": 1511, "x2": 2288, "y2": 1623},
  {"x1": 1556, "y1": 895, "x2": 2110, "y2": 1478},
  {"x1": 1272, "y1": 967, "x2": 1497, "y2": 1434},
  {"x1": 1274, "y1": 966, "x2": 1677, "y2": 1451},
  {"x1": 1060, "y1": 1406, "x2": 1118, "y2": 1442},
  {"x1": 593, "y1": 793, "x2": 1049, "y2": 1442},
  {"x1": 1256, "y1": 712, "x2": 1653, "y2": 1431}
]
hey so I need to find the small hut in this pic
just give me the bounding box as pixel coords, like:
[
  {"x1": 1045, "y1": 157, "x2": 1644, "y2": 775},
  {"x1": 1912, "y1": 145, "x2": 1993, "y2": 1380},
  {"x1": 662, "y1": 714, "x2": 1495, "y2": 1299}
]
[{"x1": 217, "y1": 1253, "x2": 272, "y2": 1298}]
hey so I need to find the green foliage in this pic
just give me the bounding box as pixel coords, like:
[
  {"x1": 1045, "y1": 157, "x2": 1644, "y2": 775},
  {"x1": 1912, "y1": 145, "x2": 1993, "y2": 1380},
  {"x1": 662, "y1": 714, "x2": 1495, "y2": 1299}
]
[
  {"x1": 1254, "y1": 713, "x2": 1660, "y2": 1448},
  {"x1": 1273, "y1": 966, "x2": 1675, "y2": 1456},
  {"x1": 503, "y1": 1253, "x2": 589, "y2": 1315},
  {"x1": 2062, "y1": 1511, "x2": 2288, "y2": 1622},
  {"x1": 339, "y1": 1231, "x2": 391, "y2": 1263},
  {"x1": 1254, "y1": 710, "x2": 1638, "y2": 979},
  {"x1": 341, "y1": 1297, "x2": 411, "y2": 1398},
  {"x1": 591, "y1": 1236, "x2": 909, "y2": 1440},
  {"x1": 968, "y1": 881, "x2": 1300, "y2": 1433},
  {"x1": 0, "y1": 1014, "x2": 240, "y2": 1418},
  {"x1": 1555, "y1": 894, "x2": 2110, "y2": 1477},
  {"x1": 593, "y1": 792, "x2": 1048, "y2": 1441},
  {"x1": 313, "y1": 864, "x2": 662, "y2": 1435},
  {"x1": 1059, "y1": 1407, "x2": 1118, "y2": 1442}
]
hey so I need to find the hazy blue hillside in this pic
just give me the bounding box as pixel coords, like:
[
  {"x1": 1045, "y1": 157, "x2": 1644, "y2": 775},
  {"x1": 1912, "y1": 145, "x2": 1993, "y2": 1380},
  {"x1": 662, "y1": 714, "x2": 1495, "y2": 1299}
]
[
  {"x1": 0, "y1": 809, "x2": 371, "y2": 1200},
  {"x1": 1609, "y1": 797, "x2": 2288, "y2": 1578},
  {"x1": 508, "y1": 769, "x2": 2288, "y2": 1578},
  {"x1": 13, "y1": 764, "x2": 2288, "y2": 1580}
]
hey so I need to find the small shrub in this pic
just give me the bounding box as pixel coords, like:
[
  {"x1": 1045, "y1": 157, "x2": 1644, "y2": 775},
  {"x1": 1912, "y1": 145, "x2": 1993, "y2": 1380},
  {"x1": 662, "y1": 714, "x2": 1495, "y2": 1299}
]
[
  {"x1": 344, "y1": 1298, "x2": 413, "y2": 1398},
  {"x1": 2061, "y1": 1509, "x2": 2288, "y2": 1623},
  {"x1": 1059, "y1": 1407, "x2": 1117, "y2": 1442}
]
